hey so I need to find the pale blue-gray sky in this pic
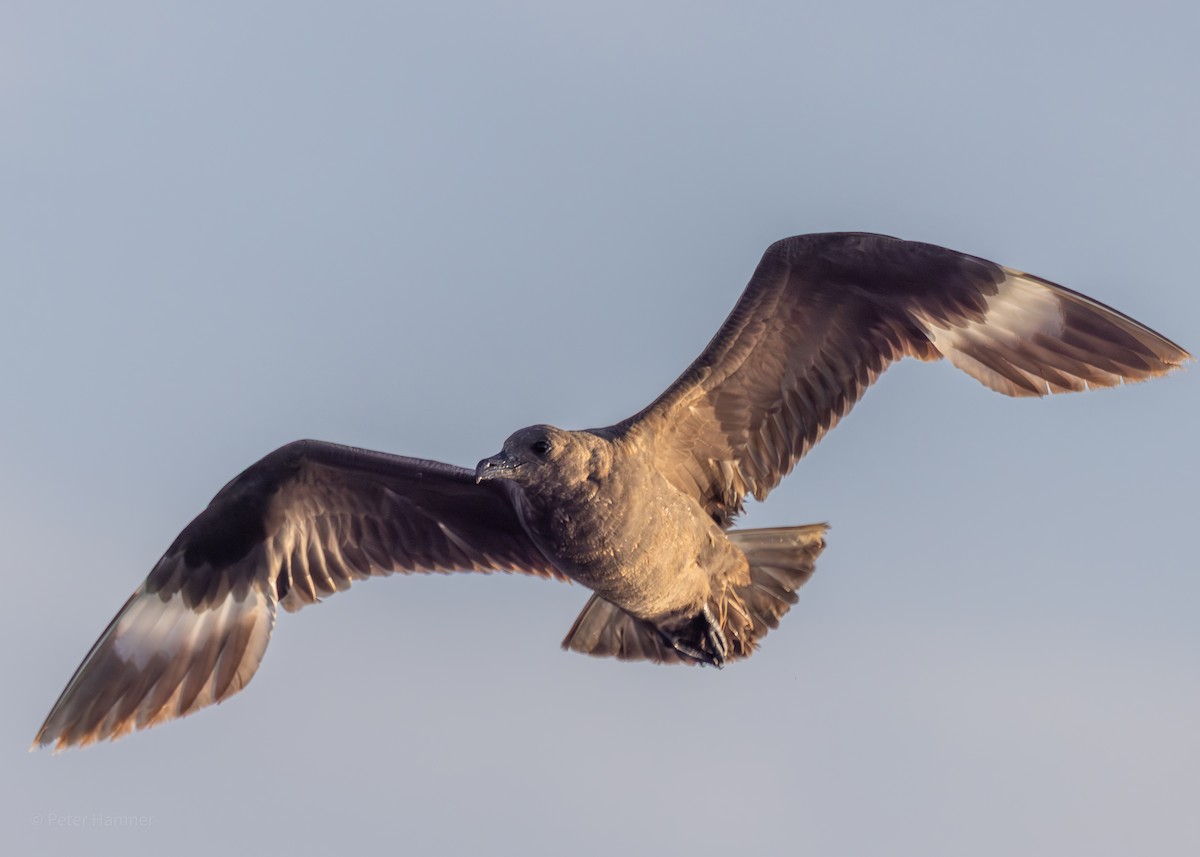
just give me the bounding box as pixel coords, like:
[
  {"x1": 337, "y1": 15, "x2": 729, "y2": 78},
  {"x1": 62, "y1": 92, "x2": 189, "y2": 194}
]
[{"x1": 4, "y1": 2, "x2": 1197, "y2": 855}]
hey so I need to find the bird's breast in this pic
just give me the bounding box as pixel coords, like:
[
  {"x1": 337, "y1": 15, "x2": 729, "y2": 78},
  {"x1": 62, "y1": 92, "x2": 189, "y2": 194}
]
[{"x1": 511, "y1": 470, "x2": 718, "y2": 619}]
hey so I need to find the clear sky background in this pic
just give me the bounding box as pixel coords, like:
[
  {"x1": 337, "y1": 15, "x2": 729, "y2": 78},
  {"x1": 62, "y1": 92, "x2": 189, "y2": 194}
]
[{"x1": 3, "y1": 2, "x2": 1197, "y2": 855}]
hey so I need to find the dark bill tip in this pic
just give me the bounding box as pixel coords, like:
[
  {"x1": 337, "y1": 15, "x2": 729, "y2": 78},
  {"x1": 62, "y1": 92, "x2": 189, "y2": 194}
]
[{"x1": 474, "y1": 451, "x2": 516, "y2": 483}]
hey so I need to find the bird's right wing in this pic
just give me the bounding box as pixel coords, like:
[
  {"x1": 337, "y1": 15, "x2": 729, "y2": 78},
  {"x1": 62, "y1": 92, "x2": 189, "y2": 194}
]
[{"x1": 35, "y1": 440, "x2": 559, "y2": 750}]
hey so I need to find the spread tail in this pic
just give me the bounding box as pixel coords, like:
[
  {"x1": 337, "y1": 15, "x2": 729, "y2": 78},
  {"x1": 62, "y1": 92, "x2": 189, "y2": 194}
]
[
  {"x1": 719, "y1": 524, "x2": 827, "y2": 659},
  {"x1": 561, "y1": 523, "x2": 828, "y2": 665}
]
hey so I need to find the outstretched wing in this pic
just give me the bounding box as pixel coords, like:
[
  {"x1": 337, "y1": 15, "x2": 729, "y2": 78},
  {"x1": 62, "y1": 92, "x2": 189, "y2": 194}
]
[
  {"x1": 35, "y1": 440, "x2": 558, "y2": 750},
  {"x1": 616, "y1": 233, "x2": 1190, "y2": 524}
]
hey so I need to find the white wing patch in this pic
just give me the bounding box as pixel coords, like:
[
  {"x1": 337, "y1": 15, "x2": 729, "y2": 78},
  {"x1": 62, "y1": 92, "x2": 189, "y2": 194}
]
[
  {"x1": 913, "y1": 268, "x2": 1176, "y2": 397},
  {"x1": 36, "y1": 577, "x2": 276, "y2": 750},
  {"x1": 112, "y1": 588, "x2": 203, "y2": 670},
  {"x1": 111, "y1": 584, "x2": 273, "y2": 697}
]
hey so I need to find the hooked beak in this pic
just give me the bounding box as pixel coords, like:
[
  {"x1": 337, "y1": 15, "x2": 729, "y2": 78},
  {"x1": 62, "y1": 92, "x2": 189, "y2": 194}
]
[{"x1": 475, "y1": 451, "x2": 519, "y2": 483}]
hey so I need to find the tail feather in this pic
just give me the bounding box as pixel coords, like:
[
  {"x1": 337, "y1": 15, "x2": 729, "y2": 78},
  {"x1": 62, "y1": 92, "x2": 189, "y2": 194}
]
[
  {"x1": 561, "y1": 595, "x2": 689, "y2": 664},
  {"x1": 721, "y1": 524, "x2": 827, "y2": 659},
  {"x1": 561, "y1": 523, "x2": 828, "y2": 665}
]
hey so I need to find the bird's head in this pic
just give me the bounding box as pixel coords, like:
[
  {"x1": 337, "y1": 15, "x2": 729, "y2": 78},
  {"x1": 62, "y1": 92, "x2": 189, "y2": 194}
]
[{"x1": 475, "y1": 425, "x2": 610, "y2": 489}]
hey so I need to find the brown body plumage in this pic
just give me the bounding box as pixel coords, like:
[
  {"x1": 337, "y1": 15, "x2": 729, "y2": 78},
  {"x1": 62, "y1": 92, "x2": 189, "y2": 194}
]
[{"x1": 35, "y1": 233, "x2": 1190, "y2": 750}]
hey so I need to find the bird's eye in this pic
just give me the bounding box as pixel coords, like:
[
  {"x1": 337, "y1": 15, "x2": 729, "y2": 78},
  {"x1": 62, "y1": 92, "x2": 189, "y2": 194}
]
[{"x1": 530, "y1": 439, "x2": 551, "y2": 456}]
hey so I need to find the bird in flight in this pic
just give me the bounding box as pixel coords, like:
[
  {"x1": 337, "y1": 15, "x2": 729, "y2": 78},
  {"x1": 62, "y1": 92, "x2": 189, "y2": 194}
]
[{"x1": 35, "y1": 232, "x2": 1189, "y2": 750}]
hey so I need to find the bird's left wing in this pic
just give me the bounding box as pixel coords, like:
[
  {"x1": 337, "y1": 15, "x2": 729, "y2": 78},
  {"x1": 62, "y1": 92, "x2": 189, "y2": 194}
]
[
  {"x1": 612, "y1": 233, "x2": 1190, "y2": 525},
  {"x1": 35, "y1": 439, "x2": 559, "y2": 750}
]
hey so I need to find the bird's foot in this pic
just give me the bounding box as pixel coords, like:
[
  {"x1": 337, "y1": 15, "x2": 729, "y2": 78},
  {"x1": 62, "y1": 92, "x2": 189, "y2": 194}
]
[{"x1": 665, "y1": 604, "x2": 728, "y2": 668}]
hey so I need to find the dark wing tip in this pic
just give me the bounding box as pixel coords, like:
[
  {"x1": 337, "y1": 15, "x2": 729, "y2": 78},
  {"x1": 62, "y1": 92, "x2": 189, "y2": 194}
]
[
  {"x1": 917, "y1": 266, "x2": 1190, "y2": 398},
  {"x1": 33, "y1": 578, "x2": 275, "y2": 751}
]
